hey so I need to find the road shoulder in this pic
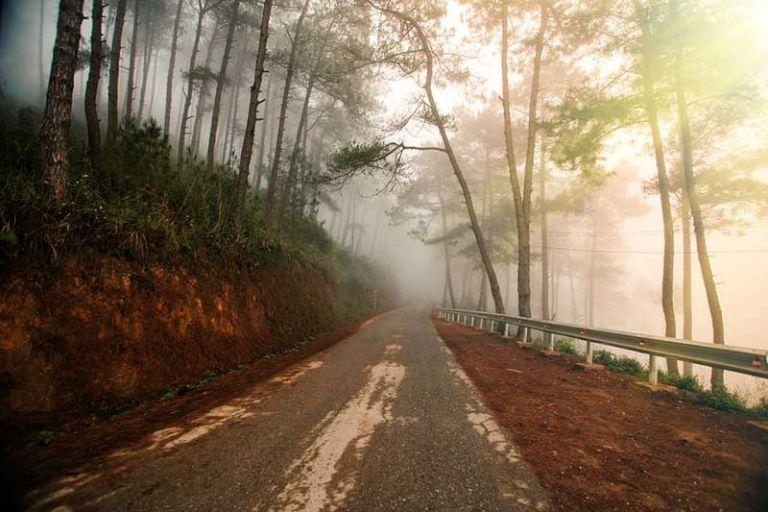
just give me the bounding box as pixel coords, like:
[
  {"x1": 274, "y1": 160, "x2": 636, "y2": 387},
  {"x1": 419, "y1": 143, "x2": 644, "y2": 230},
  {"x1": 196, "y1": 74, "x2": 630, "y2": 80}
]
[{"x1": 434, "y1": 316, "x2": 768, "y2": 511}]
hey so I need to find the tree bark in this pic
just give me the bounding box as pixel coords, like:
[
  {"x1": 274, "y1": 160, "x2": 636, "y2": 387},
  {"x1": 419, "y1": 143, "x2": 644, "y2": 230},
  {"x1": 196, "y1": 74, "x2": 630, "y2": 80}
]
[
  {"x1": 438, "y1": 186, "x2": 456, "y2": 308},
  {"x1": 540, "y1": 133, "x2": 551, "y2": 348},
  {"x1": 501, "y1": 1, "x2": 545, "y2": 325},
  {"x1": 177, "y1": 5, "x2": 206, "y2": 162},
  {"x1": 254, "y1": 76, "x2": 273, "y2": 191},
  {"x1": 206, "y1": 0, "x2": 240, "y2": 171},
  {"x1": 124, "y1": 0, "x2": 141, "y2": 121},
  {"x1": 39, "y1": 0, "x2": 47, "y2": 101},
  {"x1": 191, "y1": 22, "x2": 218, "y2": 154},
  {"x1": 137, "y1": 13, "x2": 154, "y2": 119},
  {"x1": 670, "y1": 0, "x2": 724, "y2": 388},
  {"x1": 40, "y1": 0, "x2": 85, "y2": 207},
  {"x1": 276, "y1": 67, "x2": 318, "y2": 224},
  {"x1": 163, "y1": 0, "x2": 184, "y2": 135},
  {"x1": 264, "y1": 0, "x2": 311, "y2": 220},
  {"x1": 84, "y1": 0, "x2": 103, "y2": 168},
  {"x1": 682, "y1": 195, "x2": 693, "y2": 377},
  {"x1": 234, "y1": 0, "x2": 273, "y2": 227},
  {"x1": 636, "y1": 2, "x2": 679, "y2": 376},
  {"x1": 148, "y1": 46, "x2": 159, "y2": 115},
  {"x1": 393, "y1": 8, "x2": 505, "y2": 313},
  {"x1": 225, "y1": 32, "x2": 248, "y2": 162},
  {"x1": 587, "y1": 216, "x2": 596, "y2": 326},
  {"x1": 106, "y1": 0, "x2": 127, "y2": 144}
]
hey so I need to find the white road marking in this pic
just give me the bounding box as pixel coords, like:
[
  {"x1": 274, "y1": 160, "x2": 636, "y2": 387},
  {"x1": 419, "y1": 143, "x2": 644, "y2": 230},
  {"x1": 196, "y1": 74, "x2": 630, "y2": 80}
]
[
  {"x1": 29, "y1": 358, "x2": 326, "y2": 510},
  {"x1": 432, "y1": 325, "x2": 548, "y2": 511},
  {"x1": 270, "y1": 360, "x2": 324, "y2": 385},
  {"x1": 384, "y1": 343, "x2": 402, "y2": 355},
  {"x1": 267, "y1": 361, "x2": 406, "y2": 512}
]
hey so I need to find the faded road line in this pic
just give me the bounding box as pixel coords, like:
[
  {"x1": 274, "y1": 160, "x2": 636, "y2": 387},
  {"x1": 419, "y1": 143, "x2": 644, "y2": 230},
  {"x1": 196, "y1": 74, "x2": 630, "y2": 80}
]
[{"x1": 265, "y1": 360, "x2": 406, "y2": 512}]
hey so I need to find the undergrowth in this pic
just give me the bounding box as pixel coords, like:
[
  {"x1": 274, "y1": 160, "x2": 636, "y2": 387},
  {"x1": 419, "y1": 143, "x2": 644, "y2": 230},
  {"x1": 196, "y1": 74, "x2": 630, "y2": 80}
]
[
  {"x1": 593, "y1": 350, "x2": 648, "y2": 379},
  {"x1": 530, "y1": 336, "x2": 579, "y2": 355},
  {"x1": 0, "y1": 115, "x2": 390, "y2": 305},
  {"x1": 591, "y1": 349, "x2": 767, "y2": 419}
]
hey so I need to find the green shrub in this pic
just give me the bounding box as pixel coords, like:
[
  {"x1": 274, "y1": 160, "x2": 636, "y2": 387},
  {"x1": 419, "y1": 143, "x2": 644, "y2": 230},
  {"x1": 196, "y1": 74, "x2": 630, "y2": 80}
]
[
  {"x1": 698, "y1": 385, "x2": 748, "y2": 413},
  {"x1": 554, "y1": 338, "x2": 579, "y2": 356},
  {"x1": 659, "y1": 373, "x2": 705, "y2": 393},
  {"x1": 751, "y1": 396, "x2": 768, "y2": 418},
  {"x1": 592, "y1": 350, "x2": 647, "y2": 378}
]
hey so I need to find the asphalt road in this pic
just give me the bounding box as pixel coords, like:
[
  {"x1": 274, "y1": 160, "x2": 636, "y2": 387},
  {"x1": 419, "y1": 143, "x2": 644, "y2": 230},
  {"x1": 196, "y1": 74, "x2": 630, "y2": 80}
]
[{"x1": 28, "y1": 308, "x2": 549, "y2": 511}]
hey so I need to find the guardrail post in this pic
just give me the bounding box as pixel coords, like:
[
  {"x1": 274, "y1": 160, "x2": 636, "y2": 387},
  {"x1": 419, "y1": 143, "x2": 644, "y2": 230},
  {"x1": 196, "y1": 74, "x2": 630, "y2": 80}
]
[
  {"x1": 546, "y1": 332, "x2": 554, "y2": 352},
  {"x1": 585, "y1": 341, "x2": 594, "y2": 365},
  {"x1": 503, "y1": 322, "x2": 509, "y2": 337},
  {"x1": 649, "y1": 355, "x2": 659, "y2": 385}
]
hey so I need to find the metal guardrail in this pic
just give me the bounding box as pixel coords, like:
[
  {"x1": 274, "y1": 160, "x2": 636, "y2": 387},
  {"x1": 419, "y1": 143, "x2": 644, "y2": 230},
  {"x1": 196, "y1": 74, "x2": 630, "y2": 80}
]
[{"x1": 436, "y1": 308, "x2": 768, "y2": 384}]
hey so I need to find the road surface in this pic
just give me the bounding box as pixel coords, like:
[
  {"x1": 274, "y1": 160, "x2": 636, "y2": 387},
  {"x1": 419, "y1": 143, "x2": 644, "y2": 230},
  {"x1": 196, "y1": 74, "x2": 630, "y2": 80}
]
[{"x1": 28, "y1": 308, "x2": 549, "y2": 511}]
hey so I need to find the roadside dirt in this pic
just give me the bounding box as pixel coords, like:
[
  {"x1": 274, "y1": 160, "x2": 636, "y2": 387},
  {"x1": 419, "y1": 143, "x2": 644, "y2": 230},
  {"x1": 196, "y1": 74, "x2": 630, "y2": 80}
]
[
  {"x1": 434, "y1": 317, "x2": 768, "y2": 512},
  {"x1": 1, "y1": 313, "x2": 379, "y2": 509}
]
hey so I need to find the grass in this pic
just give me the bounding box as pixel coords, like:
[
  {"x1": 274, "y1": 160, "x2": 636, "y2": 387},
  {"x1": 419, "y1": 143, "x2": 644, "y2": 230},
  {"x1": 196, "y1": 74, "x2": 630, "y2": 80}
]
[
  {"x1": 590, "y1": 349, "x2": 767, "y2": 419},
  {"x1": 0, "y1": 116, "x2": 392, "y2": 309},
  {"x1": 554, "y1": 338, "x2": 579, "y2": 356},
  {"x1": 592, "y1": 349, "x2": 648, "y2": 379},
  {"x1": 530, "y1": 336, "x2": 579, "y2": 355}
]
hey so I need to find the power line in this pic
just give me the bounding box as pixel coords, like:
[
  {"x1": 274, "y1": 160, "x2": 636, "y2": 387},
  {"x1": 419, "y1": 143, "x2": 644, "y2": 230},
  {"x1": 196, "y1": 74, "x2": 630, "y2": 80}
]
[
  {"x1": 528, "y1": 221, "x2": 768, "y2": 237},
  {"x1": 530, "y1": 244, "x2": 768, "y2": 255}
]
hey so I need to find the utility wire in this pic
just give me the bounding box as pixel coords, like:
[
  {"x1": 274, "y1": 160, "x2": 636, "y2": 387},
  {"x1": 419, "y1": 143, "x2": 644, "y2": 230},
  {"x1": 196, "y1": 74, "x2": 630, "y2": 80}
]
[
  {"x1": 528, "y1": 221, "x2": 768, "y2": 237},
  {"x1": 529, "y1": 244, "x2": 768, "y2": 255}
]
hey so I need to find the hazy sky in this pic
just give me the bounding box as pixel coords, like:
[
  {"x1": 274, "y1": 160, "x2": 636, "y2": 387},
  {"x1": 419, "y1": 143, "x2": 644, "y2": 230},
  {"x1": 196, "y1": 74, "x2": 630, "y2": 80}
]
[{"x1": 2, "y1": 0, "x2": 767, "y2": 395}]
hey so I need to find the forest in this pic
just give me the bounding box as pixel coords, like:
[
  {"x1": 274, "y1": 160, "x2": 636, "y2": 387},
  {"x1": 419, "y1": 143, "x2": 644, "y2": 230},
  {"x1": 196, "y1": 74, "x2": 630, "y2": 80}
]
[
  {"x1": 2, "y1": 0, "x2": 768, "y2": 408},
  {"x1": 1, "y1": 0, "x2": 768, "y2": 510}
]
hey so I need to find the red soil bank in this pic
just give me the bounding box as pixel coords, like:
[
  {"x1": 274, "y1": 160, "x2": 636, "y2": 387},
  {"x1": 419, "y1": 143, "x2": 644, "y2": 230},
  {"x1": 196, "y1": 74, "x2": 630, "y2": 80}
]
[
  {"x1": 434, "y1": 317, "x2": 768, "y2": 512},
  {"x1": 0, "y1": 253, "x2": 374, "y2": 440}
]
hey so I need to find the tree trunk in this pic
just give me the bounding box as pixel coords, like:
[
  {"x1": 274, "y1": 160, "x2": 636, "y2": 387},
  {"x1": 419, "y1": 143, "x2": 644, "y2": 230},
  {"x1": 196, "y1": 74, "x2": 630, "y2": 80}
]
[
  {"x1": 40, "y1": 0, "x2": 85, "y2": 207},
  {"x1": 225, "y1": 36, "x2": 249, "y2": 162},
  {"x1": 438, "y1": 186, "x2": 456, "y2": 308},
  {"x1": 124, "y1": 0, "x2": 141, "y2": 121},
  {"x1": 39, "y1": 0, "x2": 47, "y2": 101},
  {"x1": 163, "y1": 0, "x2": 183, "y2": 135},
  {"x1": 276, "y1": 71, "x2": 317, "y2": 225},
  {"x1": 670, "y1": 0, "x2": 724, "y2": 389},
  {"x1": 403, "y1": 11, "x2": 505, "y2": 313},
  {"x1": 264, "y1": 0, "x2": 311, "y2": 220},
  {"x1": 517, "y1": 3, "x2": 546, "y2": 325},
  {"x1": 540, "y1": 134, "x2": 551, "y2": 346},
  {"x1": 569, "y1": 273, "x2": 577, "y2": 322},
  {"x1": 254, "y1": 76, "x2": 273, "y2": 191},
  {"x1": 84, "y1": 0, "x2": 103, "y2": 169},
  {"x1": 234, "y1": 0, "x2": 273, "y2": 227},
  {"x1": 106, "y1": 0, "x2": 127, "y2": 144},
  {"x1": 191, "y1": 23, "x2": 218, "y2": 154},
  {"x1": 147, "y1": 46, "x2": 159, "y2": 116},
  {"x1": 637, "y1": 6, "x2": 679, "y2": 376},
  {"x1": 682, "y1": 196, "x2": 693, "y2": 377},
  {"x1": 500, "y1": 1, "x2": 545, "y2": 323},
  {"x1": 177, "y1": 7, "x2": 206, "y2": 162},
  {"x1": 224, "y1": 80, "x2": 239, "y2": 161},
  {"x1": 206, "y1": 0, "x2": 240, "y2": 171},
  {"x1": 137, "y1": 13, "x2": 154, "y2": 120}
]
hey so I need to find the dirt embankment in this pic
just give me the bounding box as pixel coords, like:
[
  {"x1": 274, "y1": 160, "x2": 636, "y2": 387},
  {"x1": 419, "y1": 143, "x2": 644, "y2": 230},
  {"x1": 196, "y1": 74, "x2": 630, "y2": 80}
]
[
  {"x1": 0, "y1": 253, "x2": 372, "y2": 441},
  {"x1": 434, "y1": 317, "x2": 768, "y2": 512}
]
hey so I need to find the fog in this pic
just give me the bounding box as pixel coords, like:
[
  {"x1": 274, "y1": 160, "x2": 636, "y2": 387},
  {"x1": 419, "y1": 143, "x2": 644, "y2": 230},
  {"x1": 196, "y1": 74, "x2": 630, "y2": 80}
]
[{"x1": 2, "y1": 0, "x2": 767, "y2": 397}]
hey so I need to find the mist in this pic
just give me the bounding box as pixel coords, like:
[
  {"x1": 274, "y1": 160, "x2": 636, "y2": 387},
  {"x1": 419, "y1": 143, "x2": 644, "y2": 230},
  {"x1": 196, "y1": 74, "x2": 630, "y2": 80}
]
[{"x1": 1, "y1": 0, "x2": 767, "y2": 399}]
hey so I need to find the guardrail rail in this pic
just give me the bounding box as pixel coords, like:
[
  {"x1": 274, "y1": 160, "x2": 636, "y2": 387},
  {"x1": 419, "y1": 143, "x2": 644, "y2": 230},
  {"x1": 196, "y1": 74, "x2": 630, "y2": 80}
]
[{"x1": 436, "y1": 308, "x2": 768, "y2": 384}]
